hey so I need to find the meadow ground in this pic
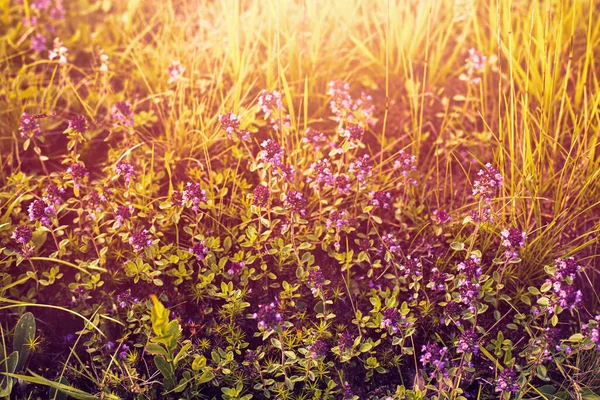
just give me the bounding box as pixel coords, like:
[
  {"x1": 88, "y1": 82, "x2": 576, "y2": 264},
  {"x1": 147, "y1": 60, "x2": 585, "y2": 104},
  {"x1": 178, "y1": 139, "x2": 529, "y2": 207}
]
[{"x1": 0, "y1": 0, "x2": 599, "y2": 398}]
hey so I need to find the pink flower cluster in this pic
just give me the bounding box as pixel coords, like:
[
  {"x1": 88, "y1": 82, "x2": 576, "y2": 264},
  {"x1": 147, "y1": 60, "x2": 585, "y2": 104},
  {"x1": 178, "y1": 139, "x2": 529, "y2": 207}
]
[{"x1": 327, "y1": 80, "x2": 376, "y2": 127}]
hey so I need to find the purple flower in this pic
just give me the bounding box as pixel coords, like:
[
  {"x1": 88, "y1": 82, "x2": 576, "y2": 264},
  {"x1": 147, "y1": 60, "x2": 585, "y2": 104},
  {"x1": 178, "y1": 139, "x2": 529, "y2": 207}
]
[
  {"x1": 501, "y1": 228, "x2": 526, "y2": 259},
  {"x1": 327, "y1": 80, "x2": 353, "y2": 123},
  {"x1": 456, "y1": 255, "x2": 482, "y2": 279},
  {"x1": 257, "y1": 90, "x2": 283, "y2": 119},
  {"x1": 582, "y1": 315, "x2": 600, "y2": 351},
  {"x1": 455, "y1": 256, "x2": 483, "y2": 313},
  {"x1": 19, "y1": 112, "x2": 42, "y2": 138},
  {"x1": 342, "y1": 383, "x2": 355, "y2": 400},
  {"x1": 111, "y1": 101, "x2": 134, "y2": 126},
  {"x1": 353, "y1": 92, "x2": 376, "y2": 126},
  {"x1": 339, "y1": 123, "x2": 364, "y2": 143},
  {"x1": 237, "y1": 129, "x2": 251, "y2": 142},
  {"x1": 398, "y1": 255, "x2": 422, "y2": 279},
  {"x1": 30, "y1": 33, "x2": 47, "y2": 52},
  {"x1": 333, "y1": 174, "x2": 351, "y2": 195},
  {"x1": 62, "y1": 333, "x2": 76, "y2": 344},
  {"x1": 128, "y1": 229, "x2": 153, "y2": 251},
  {"x1": 472, "y1": 163, "x2": 503, "y2": 203},
  {"x1": 274, "y1": 164, "x2": 295, "y2": 182},
  {"x1": 68, "y1": 115, "x2": 88, "y2": 133},
  {"x1": 553, "y1": 257, "x2": 581, "y2": 282},
  {"x1": 307, "y1": 267, "x2": 326, "y2": 295},
  {"x1": 338, "y1": 332, "x2": 354, "y2": 352},
  {"x1": 116, "y1": 289, "x2": 132, "y2": 308},
  {"x1": 380, "y1": 308, "x2": 410, "y2": 334},
  {"x1": 466, "y1": 48, "x2": 487, "y2": 72},
  {"x1": 370, "y1": 191, "x2": 392, "y2": 209},
  {"x1": 20, "y1": 244, "x2": 36, "y2": 259},
  {"x1": 49, "y1": 0, "x2": 65, "y2": 20},
  {"x1": 283, "y1": 190, "x2": 307, "y2": 217},
  {"x1": 325, "y1": 209, "x2": 349, "y2": 230},
  {"x1": 31, "y1": 0, "x2": 52, "y2": 10},
  {"x1": 381, "y1": 233, "x2": 402, "y2": 255},
  {"x1": 549, "y1": 280, "x2": 582, "y2": 312},
  {"x1": 12, "y1": 225, "x2": 32, "y2": 244},
  {"x1": 420, "y1": 343, "x2": 451, "y2": 379},
  {"x1": 431, "y1": 209, "x2": 451, "y2": 224},
  {"x1": 428, "y1": 268, "x2": 448, "y2": 292},
  {"x1": 495, "y1": 368, "x2": 519, "y2": 394},
  {"x1": 457, "y1": 279, "x2": 481, "y2": 313},
  {"x1": 218, "y1": 112, "x2": 240, "y2": 136},
  {"x1": 227, "y1": 261, "x2": 245, "y2": 275},
  {"x1": 43, "y1": 184, "x2": 65, "y2": 205},
  {"x1": 302, "y1": 128, "x2": 328, "y2": 150},
  {"x1": 114, "y1": 205, "x2": 133, "y2": 228},
  {"x1": 166, "y1": 60, "x2": 184, "y2": 83},
  {"x1": 470, "y1": 205, "x2": 495, "y2": 223},
  {"x1": 118, "y1": 344, "x2": 129, "y2": 360},
  {"x1": 190, "y1": 241, "x2": 208, "y2": 261},
  {"x1": 24, "y1": 15, "x2": 38, "y2": 27},
  {"x1": 253, "y1": 185, "x2": 270, "y2": 207},
  {"x1": 307, "y1": 159, "x2": 334, "y2": 190},
  {"x1": 67, "y1": 163, "x2": 89, "y2": 188},
  {"x1": 252, "y1": 301, "x2": 283, "y2": 331},
  {"x1": 440, "y1": 301, "x2": 463, "y2": 326},
  {"x1": 83, "y1": 190, "x2": 107, "y2": 216},
  {"x1": 393, "y1": 150, "x2": 417, "y2": 185},
  {"x1": 541, "y1": 257, "x2": 583, "y2": 314},
  {"x1": 48, "y1": 37, "x2": 68, "y2": 64},
  {"x1": 349, "y1": 155, "x2": 372, "y2": 186},
  {"x1": 460, "y1": 48, "x2": 487, "y2": 85},
  {"x1": 115, "y1": 161, "x2": 134, "y2": 187},
  {"x1": 182, "y1": 182, "x2": 207, "y2": 212},
  {"x1": 307, "y1": 340, "x2": 328, "y2": 359},
  {"x1": 457, "y1": 330, "x2": 479, "y2": 354},
  {"x1": 28, "y1": 199, "x2": 54, "y2": 226},
  {"x1": 258, "y1": 139, "x2": 284, "y2": 167}
]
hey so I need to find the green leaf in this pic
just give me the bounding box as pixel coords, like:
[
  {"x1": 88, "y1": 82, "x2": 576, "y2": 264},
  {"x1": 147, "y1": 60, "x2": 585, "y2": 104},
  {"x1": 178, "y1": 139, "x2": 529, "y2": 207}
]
[
  {"x1": 223, "y1": 236, "x2": 232, "y2": 252},
  {"x1": 2, "y1": 371, "x2": 98, "y2": 400},
  {"x1": 535, "y1": 385, "x2": 556, "y2": 395},
  {"x1": 196, "y1": 369, "x2": 214, "y2": 384},
  {"x1": 527, "y1": 286, "x2": 540, "y2": 295},
  {"x1": 450, "y1": 242, "x2": 465, "y2": 251},
  {"x1": 540, "y1": 281, "x2": 552, "y2": 293},
  {"x1": 536, "y1": 364, "x2": 548, "y2": 380},
  {"x1": 13, "y1": 312, "x2": 35, "y2": 372},
  {"x1": 154, "y1": 355, "x2": 175, "y2": 390},
  {"x1": 359, "y1": 343, "x2": 372, "y2": 353},
  {"x1": 582, "y1": 389, "x2": 600, "y2": 399},
  {"x1": 145, "y1": 343, "x2": 168, "y2": 358},
  {"x1": 192, "y1": 355, "x2": 206, "y2": 371},
  {"x1": 173, "y1": 342, "x2": 192, "y2": 367},
  {"x1": 150, "y1": 295, "x2": 169, "y2": 336},
  {"x1": 49, "y1": 377, "x2": 70, "y2": 400},
  {"x1": 536, "y1": 297, "x2": 549, "y2": 306},
  {"x1": 568, "y1": 333, "x2": 584, "y2": 342}
]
